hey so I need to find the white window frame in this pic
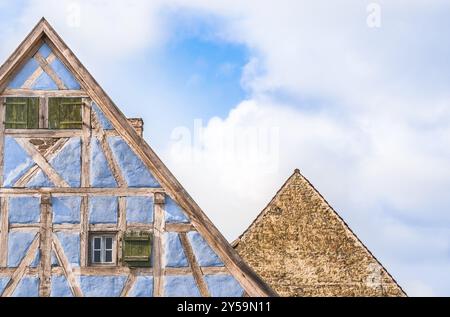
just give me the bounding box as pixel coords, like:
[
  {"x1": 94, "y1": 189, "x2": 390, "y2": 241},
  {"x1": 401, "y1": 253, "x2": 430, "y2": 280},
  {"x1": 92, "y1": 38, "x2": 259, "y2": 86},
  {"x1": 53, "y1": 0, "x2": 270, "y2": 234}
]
[{"x1": 90, "y1": 234, "x2": 116, "y2": 265}]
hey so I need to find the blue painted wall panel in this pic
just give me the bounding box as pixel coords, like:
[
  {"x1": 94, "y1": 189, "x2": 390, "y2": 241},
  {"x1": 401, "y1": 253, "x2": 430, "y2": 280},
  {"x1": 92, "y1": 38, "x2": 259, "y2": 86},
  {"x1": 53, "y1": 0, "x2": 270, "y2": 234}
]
[
  {"x1": 126, "y1": 196, "x2": 153, "y2": 223},
  {"x1": 89, "y1": 196, "x2": 118, "y2": 224},
  {"x1": 165, "y1": 232, "x2": 189, "y2": 267},
  {"x1": 90, "y1": 137, "x2": 117, "y2": 187},
  {"x1": 27, "y1": 169, "x2": 54, "y2": 187},
  {"x1": 38, "y1": 43, "x2": 52, "y2": 58},
  {"x1": 187, "y1": 231, "x2": 224, "y2": 267},
  {"x1": 7, "y1": 58, "x2": 39, "y2": 88},
  {"x1": 164, "y1": 275, "x2": 201, "y2": 297},
  {"x1": 165, "y1": 196, "x2": 189, "y2": 223},
  {"x1": 49, "y1": 138, "x2": 81, "y2": 187},
  {"x1": 51, "y1": 275, "x2": 73, "y2": 297},
  {"x1": 30, "y1": 249, "x2": 40, "y2": 268},
  {"x1": 50, "y1": 58, "x2": 81, "y2": 90},
  {"x1": 31, "y1": 72, "x2": 58, "y2": 90},
  {"x1": 8, "y1": 196, "x2": 40, "y2": 224},
  {"x1": 204, "y1": 274, "x2": 244, "y2": 297},
  {"x1": 108, "y1": 136, "x2": 160, "y2": 187},
  {"x1": 8, "y1": 231, "x2": 36, "y2": 267},
  {"x1": 128, "y1": 276, "x2": 153, "y2": 297},
  {"x1": 0, "y1": 277, "x2": 10, "y2": 294},
  {"x1": 3, "y1": 137, "x2": 35, "y2": 187},
  {"x1": 55, "y1": 232, "x2": 80, "y2": 267},
  {"x1": 80, "y1": 276, "x2": 127, "y2": 297},
  {"x1": 51, "y1": 251, "x2": 59, "y2": 267},
  {"x1": 92, "y1": 103, "x2": 114, "y2": 130},
  {"x1": 12, "y1": 276, "x2": 39, "y2": 297},
  {"x1": 52, "y1": 196, "x2": 81, "y2": 224}
]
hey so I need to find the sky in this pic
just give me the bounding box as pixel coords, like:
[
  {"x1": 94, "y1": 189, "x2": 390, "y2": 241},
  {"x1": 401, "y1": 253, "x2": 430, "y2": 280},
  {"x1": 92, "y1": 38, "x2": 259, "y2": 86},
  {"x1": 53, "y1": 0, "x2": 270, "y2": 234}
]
[{"x1": 0, "y1": 0, "x2": 449, "y2": 296}]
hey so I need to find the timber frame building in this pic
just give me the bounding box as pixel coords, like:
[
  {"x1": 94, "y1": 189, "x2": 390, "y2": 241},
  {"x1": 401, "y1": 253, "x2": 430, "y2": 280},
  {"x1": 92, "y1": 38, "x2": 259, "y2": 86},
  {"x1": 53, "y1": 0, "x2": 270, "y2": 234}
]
[{"x1": 0, "y1": 18, "x2": 275, "y2": 297}]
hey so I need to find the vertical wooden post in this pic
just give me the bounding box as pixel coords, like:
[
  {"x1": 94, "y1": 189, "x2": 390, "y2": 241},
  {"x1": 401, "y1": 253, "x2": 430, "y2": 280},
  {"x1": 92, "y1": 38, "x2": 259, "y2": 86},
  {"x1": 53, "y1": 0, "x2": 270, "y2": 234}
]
[
  {"x1": 39, "y1": 194, "x2": 52, "y2": 297},
  {"x1": 80, "y1": 99, "x2": 91, "y2": 267},
  {"x1": 0, "y1": 198, "x2": 8, "y2": 267},
  {"x1": 153, "y1": 192, "x2": 165, "y2": 297},
  {"x1": 38, "y1": 97, "x2": 47, "y2": 129},
  {"x1": 117, "y1": 197, "x2": 127, "y2": 265}
]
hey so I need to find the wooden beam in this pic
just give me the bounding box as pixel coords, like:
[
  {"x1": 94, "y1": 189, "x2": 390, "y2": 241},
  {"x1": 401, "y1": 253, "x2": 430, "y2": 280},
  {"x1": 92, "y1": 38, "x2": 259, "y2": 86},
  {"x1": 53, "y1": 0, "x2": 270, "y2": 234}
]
[
  {"x1": 22, "y1": 53, "x2": 56, "y2": 89},
  {"x1": 179, "y1": 232, "x2": 210, "y2": 297},
  {"x1": 120, "y1": 274, "x2": 136, "y2": 297},
  {"x1": 117, "y1": 197, "x2": 126, "y2": 265},
  {"x1": 0, "y1": 198, "x2": 8, "y2": 267},
  {"x1": 5, "y1": 129, "x2": 82, "y2": 137},
  {"x1": 1, "y1": 234, "x2": 40, "y2": 297},
  {"x1": 97, "y1": 131, "x2": 126, "y2": 188},
  {"x1": 0, "y1": 187, "x2": 164, "y2": 196},
  {"x1": 0, "y1": 97, "x2": 5, "y2": 186},
  {"x1": 152, "y1": 192, "x2": 165, "y2": 297},
  {"x1": 1, "y1": 89, "x2": 89, "y2": 98},
  {"x1": 165, "y1": 223, "x2": 195, "y2": 232},
  {"x1": 34, "y1": 51, "x2": 66, "y2": 90},
  {"x1": 52, "y1": 234, "x2": 83, "y2": 297},
  {"x1": 39, "y1": 195, "x2": 52, "y2": 297},
  {"x1": 88, "y1": 224, "x2": 119, "y2": 232},
  {"x1": 79, "y1": 197, "x2": 88, "y2": 267},
  {"x1": 14, "y1": 138, "x2": 69, "y2": 187}
]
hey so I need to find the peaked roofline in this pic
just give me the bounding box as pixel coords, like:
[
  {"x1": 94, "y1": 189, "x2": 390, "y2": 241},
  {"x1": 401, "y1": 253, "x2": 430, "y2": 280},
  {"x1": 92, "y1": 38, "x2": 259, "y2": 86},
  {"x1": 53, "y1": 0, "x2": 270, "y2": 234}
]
[
  {"x1": 233, "y1": 168, "x2": 407, "y2": 296},
  {"x1": 0, "y1": 18, "x2": 277, "y2": 297}
]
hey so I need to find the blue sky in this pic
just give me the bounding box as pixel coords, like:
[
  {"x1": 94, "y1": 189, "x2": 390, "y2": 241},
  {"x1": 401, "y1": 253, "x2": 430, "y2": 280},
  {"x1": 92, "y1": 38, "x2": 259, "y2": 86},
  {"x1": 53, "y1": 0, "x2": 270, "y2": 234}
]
[{"x1": 1, "y1": 0, "x2": 450, "y2": 296}]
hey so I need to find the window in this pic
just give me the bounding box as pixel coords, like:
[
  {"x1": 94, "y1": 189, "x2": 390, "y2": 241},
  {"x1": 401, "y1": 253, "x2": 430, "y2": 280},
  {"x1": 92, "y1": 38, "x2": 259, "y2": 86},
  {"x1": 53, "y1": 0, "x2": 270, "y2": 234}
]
[
  {"x1": 5, "y1": 97, "x2": 39, "y2": 129},
  {"x1": 49, "y1": 97, "x2": 82, "y2": 129},
  {"x1": 90, "y1": 234, "x2": 116, "y2": 265},
  {"x1": 123, "y1": 231, "x2": 152, "y2": 267}
]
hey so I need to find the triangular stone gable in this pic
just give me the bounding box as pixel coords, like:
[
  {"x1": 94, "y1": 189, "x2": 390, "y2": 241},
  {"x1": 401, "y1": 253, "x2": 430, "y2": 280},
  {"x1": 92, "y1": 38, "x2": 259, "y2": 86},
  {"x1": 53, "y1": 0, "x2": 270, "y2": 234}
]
[
  {"x1": 0, "y1": 18, "x2": 274, "y2": 297},
  {"x1": 233, "y1": 169, "x2": 406, "y2": 297}
]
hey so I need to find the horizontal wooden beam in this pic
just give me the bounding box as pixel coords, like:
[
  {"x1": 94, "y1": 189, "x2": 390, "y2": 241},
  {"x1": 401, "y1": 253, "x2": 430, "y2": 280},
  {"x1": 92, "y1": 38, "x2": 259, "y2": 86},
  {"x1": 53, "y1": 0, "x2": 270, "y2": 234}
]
[
  {"x1": 0, "y1": 187, "x2": 164, "y2": 197},
  {"x1": 5, "y1": 129, "x2": 82, "y2": 137},
  {"x1": 165, "y1": 223, "x2": 195, "y2": 232},
  {"x1": 1, "y1": 89, "x2": 89, "y2": 98}
]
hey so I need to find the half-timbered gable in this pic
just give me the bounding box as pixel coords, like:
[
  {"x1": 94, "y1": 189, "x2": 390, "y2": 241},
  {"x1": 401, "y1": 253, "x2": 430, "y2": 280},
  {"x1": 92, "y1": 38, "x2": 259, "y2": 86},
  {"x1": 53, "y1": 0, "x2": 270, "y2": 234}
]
[{"x1": 0, "y1": 18, "x2": 275, "y2": 297}]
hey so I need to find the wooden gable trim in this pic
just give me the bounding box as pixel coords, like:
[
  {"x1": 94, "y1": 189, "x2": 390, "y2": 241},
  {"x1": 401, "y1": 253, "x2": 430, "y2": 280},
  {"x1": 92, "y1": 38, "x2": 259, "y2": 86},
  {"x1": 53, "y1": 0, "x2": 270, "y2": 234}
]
[{"x1": 0, "y1": 18, "x2": 276, "y2": 297}]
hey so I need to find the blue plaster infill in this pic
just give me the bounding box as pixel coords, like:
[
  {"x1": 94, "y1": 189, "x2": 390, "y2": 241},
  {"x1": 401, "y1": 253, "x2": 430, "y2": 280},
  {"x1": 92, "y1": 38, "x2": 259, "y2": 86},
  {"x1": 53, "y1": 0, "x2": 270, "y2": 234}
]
[
  {"x1": 89, "y1": 196, "x2": 118, "y2": 224},
  {"x1": 26, "y1": 169, "x2": 55, "y2": 188},
  {"x1": 51, "y1": 250, "x2": 59, "y2": 267},
  {"x1": 92, "y1": 103, "x2": 114, "y2": 130},
  {"x1": 3, "y1": 136, "x2": 35, "y2": 187},
  {"x1": 8, "y1": 196, "x2": 40, "y2": 224},
  {"x1": 164, "y1": 275, "x2": 201, "y2": 297},
  {"x1": 50, "y1": 57, "x2": 81, "y2": 90},
  {"x1": 7, "y1": 58, "x2": 39, "y2": 89},
  {"x1": 204, "y1": 274, "x2": 245, "y2": 297},
  {"x1": 187, "y1": 231, "x2": 224, "y2": 267},
  {"x1": 0, "y1": 277, "x2": 10, "y2": 294},
  {"x1": 55, "y1": 232, "x2": 80, "y2": 267},
  {"x1": 165, "y1": 196, "x2": 189, "y2": 223},
  {"x1": 38, "y1": 43, "x2": 52, "y2": 58},
  {"x1": 90, "y1": 137, "x2": 117, "y2": 188},
  {"x1": 126, "y1": 196, "x2": 153, "y2": 224},
  {"x1": 107, "y1": 137, "x2": 160, "y2": 187},
  {"x1": 31, "y1": 71, "x2": 58, "y2": 90},
  {"x1": 80, "y1": 276, "x2": 127, "y2": 297},
  {"x1": 30, "y1": 249, "x2": 40, "y2": 268},
  {"x1": 128, "y1": 276, "x2": 153, "y2": 297},
  {"x1": 7, "y1": 231, "x2": 37, "y2": 267},
  {"x1": 51, "y1": 275, "x2": 73, "y2": 297},
  {"x1": 52, "y1": 196, "x2": 81, "y2": 224},
  {"x1": 12, "y1": 276, "x2": 39, "y2": 297},
  {"x1": 49, "y1": 138, "x2": 81, "y2": 187},
  {"x1": 165, "y1": 232, "x2": 189, "y2": 268}
]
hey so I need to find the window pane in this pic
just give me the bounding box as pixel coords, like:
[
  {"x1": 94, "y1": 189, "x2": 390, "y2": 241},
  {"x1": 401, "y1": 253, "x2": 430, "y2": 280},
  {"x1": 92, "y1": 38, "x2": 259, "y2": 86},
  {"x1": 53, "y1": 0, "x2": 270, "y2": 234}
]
[
  {"x1": 93, "y1": 250, "x2": 101, "y2": 263},
  {"x1": 105, "y1": 250, "x2": 112, "y2": 263},
  {"x1": 105, "y1": 237, "x2": 113, "y2": 249},
  {"x1": 93, "y1": 237, "x2": 101, "y2": 249}
]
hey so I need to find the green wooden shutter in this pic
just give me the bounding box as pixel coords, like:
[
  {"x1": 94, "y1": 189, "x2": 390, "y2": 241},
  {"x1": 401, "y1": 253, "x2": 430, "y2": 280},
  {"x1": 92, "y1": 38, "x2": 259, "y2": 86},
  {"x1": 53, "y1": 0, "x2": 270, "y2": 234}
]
[
  {"x1": 123, "y1": 231, "x2": 152, "y2": 267},
  {"x1": 5, "y1": 97, "x2": 39, "y2": 129},
  {"x1": 49, "y1": 97, "x2": 82, "y2": 129}
]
